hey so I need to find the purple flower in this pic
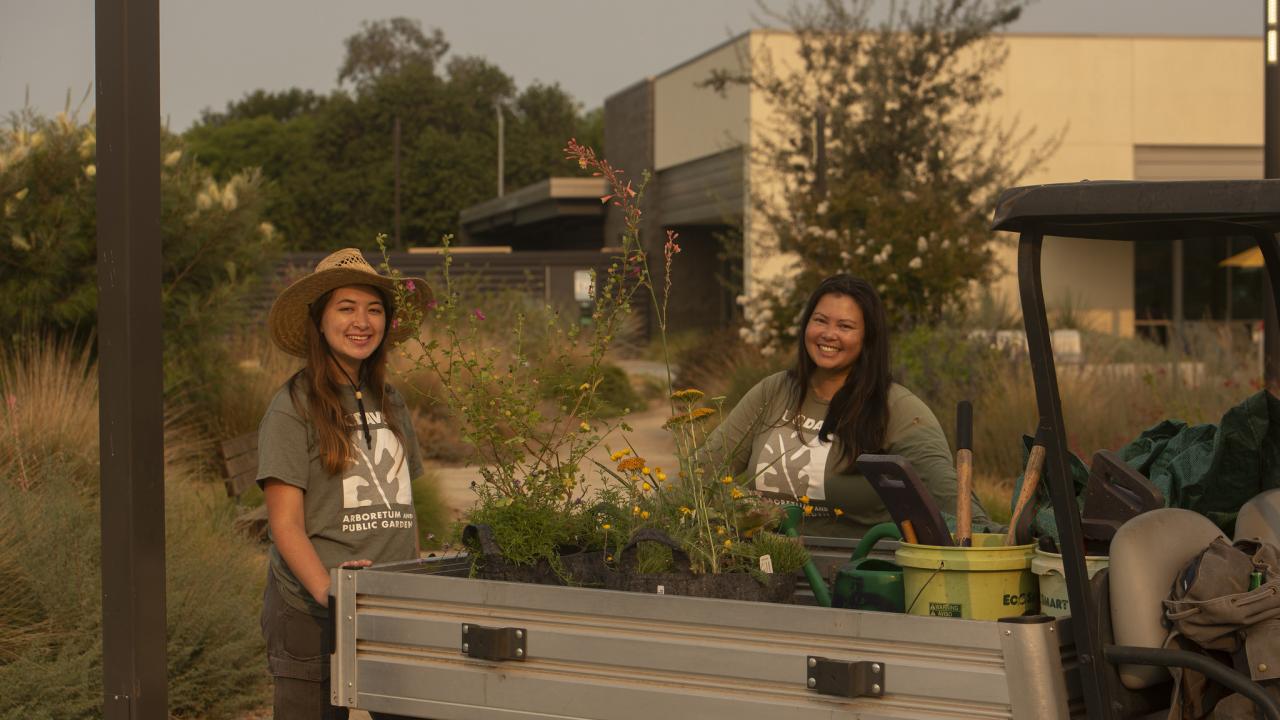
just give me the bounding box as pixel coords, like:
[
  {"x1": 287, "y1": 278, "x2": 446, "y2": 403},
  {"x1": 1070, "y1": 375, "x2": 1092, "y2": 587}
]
[
  {"x1": 473, "y1": 309, "x2": 487, "y2": 321},
  {"x1": 405, "y1": 279, "x2": 416, "y2": 292},
  {"x1": 425, "y1": 298, "x2": 438, "y2": 311},
  {"x1": 391, "y1": 317, "x2": 401, "y2": 330}
]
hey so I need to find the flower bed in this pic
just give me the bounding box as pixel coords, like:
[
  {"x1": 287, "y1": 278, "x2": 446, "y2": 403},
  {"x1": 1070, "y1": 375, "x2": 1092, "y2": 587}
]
[{"x1": 382, "y1": 142, "x2": 808, "y2": 603}]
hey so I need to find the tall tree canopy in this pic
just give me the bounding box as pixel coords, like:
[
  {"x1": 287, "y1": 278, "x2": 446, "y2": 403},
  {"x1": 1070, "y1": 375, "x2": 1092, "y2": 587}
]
[
  {"x1": 185, "y1": 18, "x2": 601, "y2": 250},
  {"x1": 707, "y1": 0, "x2": 1058, "y2": 347}
]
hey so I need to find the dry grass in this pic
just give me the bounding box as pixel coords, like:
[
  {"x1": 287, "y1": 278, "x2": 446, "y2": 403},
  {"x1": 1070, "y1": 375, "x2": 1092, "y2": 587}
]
[
  {"x1": 0, "y1": 336, "x2": 269, "y2": 719},
  {"x1": 214, "y1": 327, "x2": 303, "y2": 439}
]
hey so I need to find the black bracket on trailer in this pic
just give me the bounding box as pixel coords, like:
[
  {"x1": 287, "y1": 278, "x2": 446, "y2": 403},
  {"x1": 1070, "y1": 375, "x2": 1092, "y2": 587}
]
[
  {"x1": 806, "y1": 656, "x2": 886, "y2": 698},
  {"x1": 461, "y1": 623, "x2": 527, "y2": 661}
]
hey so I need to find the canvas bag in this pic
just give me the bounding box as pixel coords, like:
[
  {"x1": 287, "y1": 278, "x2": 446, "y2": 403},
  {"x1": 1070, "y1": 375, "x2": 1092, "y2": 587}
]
[{"x1": 1161, "y1": 537, "x2": 1280, "y2": 719}]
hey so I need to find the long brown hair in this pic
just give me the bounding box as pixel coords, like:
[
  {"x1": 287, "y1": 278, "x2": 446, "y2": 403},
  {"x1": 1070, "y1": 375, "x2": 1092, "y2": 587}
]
[
  {"x1": 287, "y1": 285, "x2": 406, "y2": 475},
  {"x1": 788, "y1": 274, "x2": 892, "y2": 471}
]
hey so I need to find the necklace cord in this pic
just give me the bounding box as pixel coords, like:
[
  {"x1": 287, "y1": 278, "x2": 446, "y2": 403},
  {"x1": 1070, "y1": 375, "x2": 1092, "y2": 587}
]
[{"x1": 328, "y1": 351, "x2": 373, "y2": 449}]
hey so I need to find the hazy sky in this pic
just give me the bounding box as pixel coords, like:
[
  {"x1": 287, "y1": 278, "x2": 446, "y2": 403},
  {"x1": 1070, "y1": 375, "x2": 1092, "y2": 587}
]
[{"x1": 0, "y1": 1, "x2": 1265, "y2": 132}]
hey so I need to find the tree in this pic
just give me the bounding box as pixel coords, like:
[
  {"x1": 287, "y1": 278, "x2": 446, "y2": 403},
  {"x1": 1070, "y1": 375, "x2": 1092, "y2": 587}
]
[
  {"x1": 184, "y1": 19, "x2": 602, "y2": 251},
  {"x1": 195, "y1": 88, "x2": 328, "y2": 128},
  {"x1": 0, "y1": 110, "x2": 281, "y2": 396},
  {"x1": 707, "y1": 0, "x2": 1059, "y2": 349},
  {"x1": 338, "y1": 17, "x2": 449, "y2": 91}
]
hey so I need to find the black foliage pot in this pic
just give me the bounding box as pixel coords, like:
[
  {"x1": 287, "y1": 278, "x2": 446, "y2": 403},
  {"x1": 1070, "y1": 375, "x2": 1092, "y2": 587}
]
[
  {"x1": 603, "y1": 528, "x2": 796, "y2": 604},
  {"x1": 463, "y1": 524, "x2": 607, "y2": 587}
]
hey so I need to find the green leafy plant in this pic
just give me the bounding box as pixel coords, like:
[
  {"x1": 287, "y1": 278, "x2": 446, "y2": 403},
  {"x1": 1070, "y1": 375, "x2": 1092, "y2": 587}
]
[{"x1": 377, "y1": 139, "x2": 652, "y2": 568}]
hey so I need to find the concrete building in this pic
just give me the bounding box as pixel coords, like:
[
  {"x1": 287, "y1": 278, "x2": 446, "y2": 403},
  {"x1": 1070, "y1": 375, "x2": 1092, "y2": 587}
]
[{"x1": 604, "y1": 31, "x2": 1265, "y2": 336}]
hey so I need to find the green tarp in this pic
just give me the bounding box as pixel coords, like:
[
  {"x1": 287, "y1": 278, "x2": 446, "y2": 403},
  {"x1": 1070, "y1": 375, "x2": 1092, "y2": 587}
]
[{"x1": 1014, "y1": 391, "x2": 1280, "y2": 543}]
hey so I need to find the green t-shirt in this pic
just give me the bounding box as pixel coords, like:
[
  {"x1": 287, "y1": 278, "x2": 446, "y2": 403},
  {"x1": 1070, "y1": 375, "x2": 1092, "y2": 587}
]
[
  {"x1": 257, "y1": 380, "x2": 423, "y2": 615},
  {"x1": 706, "y1": 371, "x2": 990, "y2": 537}
]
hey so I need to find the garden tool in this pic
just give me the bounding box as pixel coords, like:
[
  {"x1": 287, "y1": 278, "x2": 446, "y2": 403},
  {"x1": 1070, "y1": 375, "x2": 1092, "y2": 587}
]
[
  {"x1": 832, "y1": 521, "x2": 905, "y2": 612},
  {"x1": 955, "y1": 400, "x2": 974, "y2": 546},
  {"x1": 857, "y1": 454, "x2": 955, "y2": 546},
  {"x1": 1007, "y1": 427, "x2": 1047, "y2": 546},
  {"x1": 779, "y1": 505, "x2": 833, "y2": 607}
]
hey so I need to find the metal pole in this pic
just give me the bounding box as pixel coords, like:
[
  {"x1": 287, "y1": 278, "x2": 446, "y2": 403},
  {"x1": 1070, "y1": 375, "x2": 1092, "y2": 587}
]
[
  {"x1": 496, "y1": 102, "x2": 505, "y2": 198},
  {"x1": 1019, "y1": 232, "x2": 1114, "y2": 720},
  {"x1": 95, "y1": 0, "x2": 167, "y2": 718},
  {"x1": 1172, "y1": 238, "x2": 1183, "y2": 388},
  {"x1": 1265, "y1": 0, "x2": 1280, "y2": 390},
  {"x1": 393, "y1": 116, "x2": 402, "y2": 250}
]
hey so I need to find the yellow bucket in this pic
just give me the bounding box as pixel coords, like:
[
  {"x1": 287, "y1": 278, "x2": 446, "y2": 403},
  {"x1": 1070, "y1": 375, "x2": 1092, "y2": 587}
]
[{"x1": 896, "y1": 533, "x2": 1038, "y2": 620}]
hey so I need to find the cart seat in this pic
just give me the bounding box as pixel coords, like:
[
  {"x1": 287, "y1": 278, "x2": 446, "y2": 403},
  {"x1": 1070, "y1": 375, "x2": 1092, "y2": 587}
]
[
  {"x1": 1110, "y1": 508, "x2": 1226, "y2": 690},
  {"x1": 1235, "y1": 489, "x2": 1280, "y2": 546}
]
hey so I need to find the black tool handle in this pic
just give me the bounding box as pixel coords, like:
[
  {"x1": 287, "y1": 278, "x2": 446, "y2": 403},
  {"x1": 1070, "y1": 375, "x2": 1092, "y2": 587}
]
[{"x1": 956, "y1": 400, "x2": 973, "y2": 451}]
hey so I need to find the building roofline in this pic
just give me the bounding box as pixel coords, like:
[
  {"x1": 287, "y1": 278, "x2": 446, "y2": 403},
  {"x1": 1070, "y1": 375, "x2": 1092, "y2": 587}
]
[
  {"x1": 631, "y1": 28, "x2": 1260, "y2": 90},
  {"x1": 459, "y1": 176, "x2": 608, "y2": 226}
]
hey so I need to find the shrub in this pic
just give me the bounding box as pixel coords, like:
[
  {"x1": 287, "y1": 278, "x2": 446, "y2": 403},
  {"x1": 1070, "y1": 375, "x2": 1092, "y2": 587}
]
[
  {"x1": 0, "y1": 109, "x2": 282, "y2": 421},
  {"x1": 0, "y1": 336, "x2": 268, "y2": 719},
  {"x1": 412, "y1": 470, "x2": 453, "y2": 550}
]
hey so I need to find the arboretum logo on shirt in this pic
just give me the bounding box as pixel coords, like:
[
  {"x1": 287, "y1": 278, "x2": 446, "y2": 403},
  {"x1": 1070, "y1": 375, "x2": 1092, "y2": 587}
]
[
  {"x1": 753, "y1": 410, "x2": 830, "y2": 501},
  {"x1": 340, "y1": 411, "x2": 413, "y2": 529}
]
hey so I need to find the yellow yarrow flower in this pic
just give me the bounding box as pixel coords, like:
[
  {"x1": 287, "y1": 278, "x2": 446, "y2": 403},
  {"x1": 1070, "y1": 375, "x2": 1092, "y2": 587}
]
[
  {"x1": 642, "y1": 466, "x2": 651, "y2": 475},
  {"x1": 617, "y1": 457, "x2": 645, "y2": 472},
  {"x1": 679, "y1": 506, "x2": 692, "y2": 515},
  {"x1": 579, "y1": 382, "x2": 591, "y2": 391},
  {"x1": 670, "y1": 388, "x2": 705, "y2": 402},
  {"x1": 803, "y1": 505, "x2": 814, "y2": 516},
  {"x1": 716, "y1": 526, "x2": 725, "y2": 535},
  {"x1": 834, "y1": 508, "x2": 845, "y2": 517},
  {"x1": 641, "y1": 482, "x2": 652, "y2": 492},
  {"x1": 632, "y1": 505, "x2": 641, "y2": 515},
  {"x1": 656, "y1": 471, "x2": 668, "y2": 482},
  {"x1": 731, "y1": 488, "x2": 744, "y2": 499},
  {"x1": 579, "y1": 422, "x2": 591, "y2": 432},
  {"x1": 721, "y1": 475, "x2": 734, "y2": 484},
  {"x1": 799, "y1": 495, "x2": 810, "y2": 504},
  {"x1": 601, "y1": 523, "x2": 612, "y2": 530},
  {"x1": 723, "y1": 539, "x2": 732, "y2": 548},
  {"x1": 640, "y1": 510, "x2": 650, "y2": 520}
]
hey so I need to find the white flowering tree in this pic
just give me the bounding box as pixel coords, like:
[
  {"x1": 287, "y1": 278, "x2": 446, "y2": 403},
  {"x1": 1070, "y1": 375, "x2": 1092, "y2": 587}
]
[
  {"x1": 709, "y1": 0, "x2": 1059, "y2": 350},
  {"x1": 0, "y1": 109, "x2": 280, "y2": 396}
]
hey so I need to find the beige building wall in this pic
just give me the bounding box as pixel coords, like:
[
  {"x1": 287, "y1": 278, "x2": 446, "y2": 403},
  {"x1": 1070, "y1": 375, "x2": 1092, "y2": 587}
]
[
  {"x1": 987, "y1": 34, "x2": 1262, "y2": 336},
  {"x1": 653, "y1": 38, "x2": 752, "y2": 172},
  {"x1": 647, "y1": 32, "x2": 1263, "y2": 333}
]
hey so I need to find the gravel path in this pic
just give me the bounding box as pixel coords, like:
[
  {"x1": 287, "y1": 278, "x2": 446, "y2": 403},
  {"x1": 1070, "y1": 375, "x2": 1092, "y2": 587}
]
[{"x1": 429, "y1": 391, "x2": 682, "y2": 524}]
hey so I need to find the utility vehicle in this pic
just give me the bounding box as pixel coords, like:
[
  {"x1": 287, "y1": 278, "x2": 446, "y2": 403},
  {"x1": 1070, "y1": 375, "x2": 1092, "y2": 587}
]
[{"x1": 331, "y1": 179, "x2": 1280, "y2": 719}]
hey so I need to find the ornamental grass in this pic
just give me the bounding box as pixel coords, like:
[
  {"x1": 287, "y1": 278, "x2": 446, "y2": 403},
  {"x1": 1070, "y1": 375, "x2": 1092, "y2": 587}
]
[{"x1": 0, "y1": 336, "x2": 268, "y2": 719}]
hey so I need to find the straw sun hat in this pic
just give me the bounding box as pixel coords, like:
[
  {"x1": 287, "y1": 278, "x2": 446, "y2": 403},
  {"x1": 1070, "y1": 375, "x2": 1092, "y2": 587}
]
[{"x1": 268, "y1": 248, "x2": 431, "y2": 358}]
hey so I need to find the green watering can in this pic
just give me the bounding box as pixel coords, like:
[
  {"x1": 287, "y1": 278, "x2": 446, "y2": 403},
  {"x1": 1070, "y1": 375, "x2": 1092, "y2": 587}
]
[
  {"x1": 780, "y1": 507, "x2": 904, "y2": 612},
  {"x1": 832, "y1": 521, "x2": 905, "y2": 612}
]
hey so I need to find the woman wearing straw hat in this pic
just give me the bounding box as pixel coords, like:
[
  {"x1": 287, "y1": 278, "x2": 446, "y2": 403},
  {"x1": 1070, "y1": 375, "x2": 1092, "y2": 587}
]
[{"x1": 257, "y1": 248, "x2": 429, "y2": 719}]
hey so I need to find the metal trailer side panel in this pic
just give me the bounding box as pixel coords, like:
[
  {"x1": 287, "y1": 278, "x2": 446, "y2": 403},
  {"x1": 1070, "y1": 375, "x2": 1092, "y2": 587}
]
[{"x1": 333, "y1": 569, "x2": 1080, "y2": 719}]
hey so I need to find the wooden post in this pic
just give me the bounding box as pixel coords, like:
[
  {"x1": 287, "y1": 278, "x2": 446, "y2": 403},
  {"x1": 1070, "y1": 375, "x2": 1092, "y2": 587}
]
[{"x1": 96, "y1": 0, "x2": 167, "y2": 717}]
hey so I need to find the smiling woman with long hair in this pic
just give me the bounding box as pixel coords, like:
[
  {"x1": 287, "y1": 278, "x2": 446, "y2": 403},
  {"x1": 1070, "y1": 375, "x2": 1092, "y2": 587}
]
[
  {"x1": 256, "y1": 248, "x2": 430, "y2": 720},
  {"x1": 707, "y1": 274, "x2": 990, "y2": 538}
]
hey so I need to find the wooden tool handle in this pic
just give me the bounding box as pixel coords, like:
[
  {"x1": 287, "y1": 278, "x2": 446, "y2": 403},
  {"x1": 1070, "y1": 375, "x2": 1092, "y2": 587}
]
[
  {"x1": 1006, "y1": 443, "x2": 1046, "y2": 546},
  {"x1": 955, "y1": 449, "x2": 973, "y2": 546},
  {"x1": 955, "y1": 401, "x2": 974, "y2": 546},
  {"x1": 900, "y1": 519, "x2": 919, "y2": 545}
]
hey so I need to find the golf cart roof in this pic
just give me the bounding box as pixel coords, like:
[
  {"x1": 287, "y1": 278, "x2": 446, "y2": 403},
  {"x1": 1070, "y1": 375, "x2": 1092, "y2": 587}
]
[{"x1": 990, "y1": 179, "x2": 1280, "y2": 241}]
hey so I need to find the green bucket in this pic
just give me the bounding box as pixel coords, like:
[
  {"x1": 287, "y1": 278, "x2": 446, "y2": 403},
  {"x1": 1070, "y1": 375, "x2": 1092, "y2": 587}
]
[{"x1": 896, "y1": 533, "x2": 1038, "y2": 620}]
